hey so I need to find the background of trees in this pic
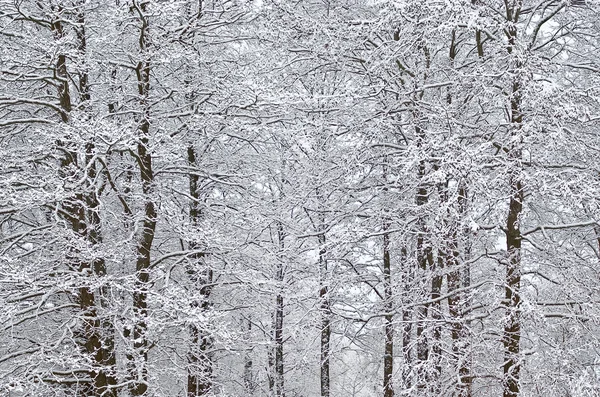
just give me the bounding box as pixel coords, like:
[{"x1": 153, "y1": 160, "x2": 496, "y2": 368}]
[{"x1": 1, "y1": 0, "x2": 599, "y2": 396}]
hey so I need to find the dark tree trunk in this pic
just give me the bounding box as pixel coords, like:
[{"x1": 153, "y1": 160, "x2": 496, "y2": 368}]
[
  {"x1": 78, "y1": 5, "x2": 117, "y2": 394},
  {"x1": 503, "y1": 157, "x2": 523, "y2": 397},
  {"x1": 502, "y1": 15, "x2": 523, "y2": 397},
  {"x1": 186, "y1": 145, "x2": 214, "y2": 397},
  {"x1": 50, "y1": 7, "x2": 117, "y2": 395},
  {"x1": 268, "y1": 342, "x2": 275, "y2": 394},
  {"x1": 127, "y1": 4, "x2": 156, "y2": 395},
  {"x1": 319, "y1": 228, "x2": 331, "y2": 397},
  {"x1": 415, "y1": 122, "x2": 432, "y2": 391},
  {"x1": 274, "y1": 222, "x2": 285, "y2": 397},
  {"x1": 243, "y1": 318, "x2": 256, "y2": 395},
  {"x1": 180, "y1": 3, "x2": 214, "y2": 393},
  {"x1": 447, "y1": 185, "x2": 472, "y2": 397},
  {"x1": 382, "y1": 218, "x2": 394, "y2": 397},
  {"x1": 444, "y1": 31, "x2": 472, "y2": 397},
  {"x1": 400, "y1": 246, "x2": 412, "y2": 390},
  {"x1": 430, "y1": 255, "x2": 443, "y2": 395},
  {"x1": 413, "y1": 42, "x2": 433, "y2": 391}
]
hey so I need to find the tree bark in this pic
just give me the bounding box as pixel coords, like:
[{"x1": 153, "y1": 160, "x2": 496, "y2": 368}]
[
  {"x1": 430, "y1": 254, "x2": 443, "y2": 395},
  {"x1": 127, "y1": 3, "x2": 157, "y2": 395},
  {"x1": 447, "y1": 184, "x2": 472, "y2": 397},
  {"x1": 319, "y1": 226, "x2": 331, "y2": 397},
  {"x1": 243, "y1": 317, "x2": 256, "y2": 395},
  {"x1": 413, "y1": 43, "x2": 433, "y2": 392},
  {"x1": 445, "y1": 30, "x2": 471, "y2": 397},
  {"x1": 400, "y1": 246, "x2": 412, "y2": 390},
  {"x1": 186, "y1": 145, "x2": 214, "y2": 397},
  {"x1": 382, "y1": 218, "x2": 394, "y2": 397},
  {"x1": 415, "y1": 121, "x2": 432, "y2": 391},
  {"x1": 274, "y1": 222, "x2": 285, "y2": 397},
  {"x1": 50, "y1": 5, "x2": 117, "y2": 394},
  {"x1": 502, "y1": 13, "x2": 524, "y2": 397}
]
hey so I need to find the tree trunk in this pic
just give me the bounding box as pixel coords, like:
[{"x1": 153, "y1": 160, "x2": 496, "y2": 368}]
[
  {"x1": 400, "y1": 246, "x2": 412, "y2": 390},
  {"x1": 413, "y1": 43, "x2": 432, "y2": 392},
  {"x1": 430, "y1": 254, "x2": 443, "y2": 395},
  {"x1": 383, "y1": 218, "x2": 394, "y2": 397},
  {"x1": 50, "y1": 7, "x2": 117, "y2": 395},
  {"x1": 243, "y1": 317, "x2": 256, "y2": 395},
  {"x1": 415, "y1": 121, "x2": 432, "y2": 391},
  {"x1": 503, "y1": 14, "x2": 524, "y2": 397},
  {"x1": 444, "y1": 31, "x2": 471, "y2": 397},
  {"x1": 186, "y1": 145, "x2": 214, "y2": 397},
  {"x1": 319, "y1": 227, "x2": 331, "y2": 397},
  {"x1": 447, "y1": 184, "x2": 471, "y2": 397},
  {"x1": 127, "y1": 3, "x2": 157, "y2": 395},
  {"x1": 274, "y1": 222, "x2": 285, "y2": 397}
]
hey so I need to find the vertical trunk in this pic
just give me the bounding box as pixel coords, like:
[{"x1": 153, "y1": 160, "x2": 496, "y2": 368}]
[
  {"x1": 83, "y1": 145, "x2": 117, "y2": 397},
  {"x1": 503, "y1": 148, "x2": 523, "y2": 397},
  {"x1": 429, "y1": 168, "x2": 447, "y2": 396},
  {"x1": 415, "y1": 122, "x2": 432, "y2": 391},
  {"x1": 268, "y1": 346, "x2": 275, "y2": 395},
  {"x1": 50, "y1": 7, "x2": 116, "y2": 395},
  {"x1": 382, "y1": 218, "x2": 394, "y2": 397},
  {"x1": 503, "y1": 15, "x2": 523, "y2": 397},
  {"x1": 243, "y1": 318, "x2": 256, "y2": 395},
  {"x1": 186, "y1": 145, "x2": 213, "y2": 396},
  {"x1": 595, "y1": 225, "x2": 600, "y2": 258},
  {"x1": 180, "y1": 3, "x2": 214, "y2": 392},
  {"x1": 400, "y1": 246, "x2": 412, "y2": 390},
  {"x1": 429, "y1": 254, "x2": 443, "y2": 395},
  {"x1": 53, "y1": 16, "x2": 71, "y2": 123},
  {"x1": 319, "y1": 227, "x2": 331, "y2": 397},
  {"x1": 447, "y1": 184, "x2": 471, "y2": 397},
  {"x1": 78, "y1": 6, "x2": 117, "y2": 394},
  {"x1": 503, "y1": 123, "x2": 523, "y2": 397},
  {"x1": 445, "y1": 31, "x2": 471, "y2": 397},
  {"x1": 274, "y1": 222, "x2": 285, "y2": 397},
  {"x1": 475, "y1": 30, "x2": 484, "y2": 58},
  {"x1": 414, "y1": 43, "x2": 432, "y2": 392},
  {"x1": 456, "y1": 185, "x2": 473, "y2": 397},
  {"x1": 127, "y1": 4, "x2": 156, "y2": 395},
  {"x1": 472, "y1": 0, "x2": 484, "y2": 58}
]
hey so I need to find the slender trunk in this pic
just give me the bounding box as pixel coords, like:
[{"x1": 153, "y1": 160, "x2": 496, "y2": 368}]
[
  {"x1": 127, "y1": 4, "x2": 156, "y2": 395},
  {"x1": 274, "y1": 222, "x2": 285, "y2": 397},
  {"x1": 475, "y1": 30, "x2": 484, "y2": 58},
  {"x1": 415, "y1": 121, "x2": 431, "y2": 391},
  {"x1": 428, "y1": 167, "x2": 448, "y2": 396},
  {"x1": 595, "y1": 226, "x2": 600, "y2": 259},
  {"x1": 400, "y1": 246, "x2": 412, "y2": 390},
  {"x1": 383, "y1": 218, "x2": 394, "y2": 397},
  {"x1": 444, "y1": 31, "x2": 471, "y2": 397},
  {"x1": 268, "y1": 342, "x2": 275, "y2": 394},
  {"x1": 503, "y1": 128, "x2": 523, "y2": 397},
  {"x1": 471, "y1": 0, "x2": 484, "y2": 58},
  {"x1": 319, "y1": 227, "x2": 331, "y2": 397},
  {"x1": 447, "y1": 185, "x2": 471, "y2": 397},
  {"x1": 414, "y1": 43, "x2": 432, "y2": 391},
  {"x1": 430, "y1": 254, "x2": 443, "y2": 395},
  {"x1": 186, "y1": 145, "x2": 213, "y2": 396},
  {"x1": 503, "y1": 17, "x2": 523, "y2": 397},
  {"x1": 448, "y1": 181, "x2": 473, "y2": 397},
  {"x1": 503, "y1": 149, "x2": 523, "y2": 397},
  {"x1": 179, "y1": 3, "x2": 214, "y2": 392},
  {"x1": 243, "y1": 318, "x2": 256, "y2": 395}
]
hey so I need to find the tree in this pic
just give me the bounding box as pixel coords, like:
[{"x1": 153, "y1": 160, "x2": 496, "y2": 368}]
[{"x1": 2, "y1": 0, "x2": 600, "y2": 396}]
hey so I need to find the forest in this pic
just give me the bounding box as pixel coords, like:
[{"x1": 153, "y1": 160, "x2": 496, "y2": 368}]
[{"x1": 0, "y1": 0, "x2": 599, "y2": 396}]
